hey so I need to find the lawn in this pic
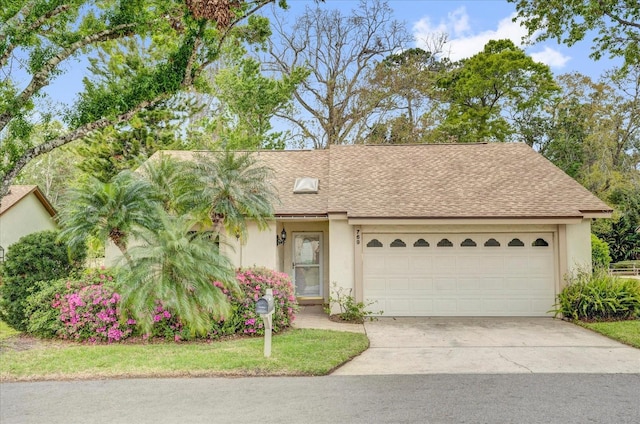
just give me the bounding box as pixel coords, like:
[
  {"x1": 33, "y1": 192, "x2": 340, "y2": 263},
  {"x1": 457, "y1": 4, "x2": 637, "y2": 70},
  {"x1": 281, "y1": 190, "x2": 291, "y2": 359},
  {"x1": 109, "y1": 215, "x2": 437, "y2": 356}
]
[
  {"x1": 578, "y1": 320, "x2": 640, "y2": 348},
  {"x1": 0, "y1": 328, "x2": 369, "y2": 382}
]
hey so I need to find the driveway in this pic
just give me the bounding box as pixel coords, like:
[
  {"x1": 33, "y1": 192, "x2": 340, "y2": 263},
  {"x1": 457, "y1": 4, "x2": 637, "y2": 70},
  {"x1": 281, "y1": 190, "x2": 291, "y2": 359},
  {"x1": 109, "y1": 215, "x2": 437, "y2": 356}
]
[{"x1": 332, "y1": 317, "x2": 640, "y2": 375}]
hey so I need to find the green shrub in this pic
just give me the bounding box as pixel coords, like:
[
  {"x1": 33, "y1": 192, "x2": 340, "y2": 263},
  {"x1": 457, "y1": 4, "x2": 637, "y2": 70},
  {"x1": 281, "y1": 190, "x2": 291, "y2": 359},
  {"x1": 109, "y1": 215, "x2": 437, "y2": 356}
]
[
  {"x1": 24, "y1": 279, "x2": 70, "y2": 338},
  {"x1": 0, "y1": 231, "x2": 86, "y2": 331},
  {"x1": 211, "y1": 268, "x2": 298, "y2": 338},
  {"x1": 325, "y1": 282, "x2": 383, "y2": 323},
  {"x1": 591, "y1": 234, "x2": 611, "y2": 270},
  {"x1": 554, "y1": 269, "x2": 640, "y2": 321}
]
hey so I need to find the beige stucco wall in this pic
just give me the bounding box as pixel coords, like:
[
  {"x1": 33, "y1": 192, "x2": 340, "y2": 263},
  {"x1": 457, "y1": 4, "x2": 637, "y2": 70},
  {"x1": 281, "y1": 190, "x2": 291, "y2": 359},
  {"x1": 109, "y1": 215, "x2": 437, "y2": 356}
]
[
  {"x1": 328, "y1": 215, "x2": 355, "y2": 313},
  {"x1": 223, "y1": 222, "x2": 277, "y2": 269},
  {"x1": 564, "y1": 219, "x2": 593, "y2": 276},
  {"x1": 0, "y1": 193, "x2": 57, "y2": 250}
]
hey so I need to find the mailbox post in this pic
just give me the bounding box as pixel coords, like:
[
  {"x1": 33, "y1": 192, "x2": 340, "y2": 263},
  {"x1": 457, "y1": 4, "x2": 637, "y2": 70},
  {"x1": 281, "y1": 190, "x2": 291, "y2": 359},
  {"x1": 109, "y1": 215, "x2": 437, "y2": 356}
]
[{"x1": 256, "y1": 288, "x2": 275, "y2": 357}]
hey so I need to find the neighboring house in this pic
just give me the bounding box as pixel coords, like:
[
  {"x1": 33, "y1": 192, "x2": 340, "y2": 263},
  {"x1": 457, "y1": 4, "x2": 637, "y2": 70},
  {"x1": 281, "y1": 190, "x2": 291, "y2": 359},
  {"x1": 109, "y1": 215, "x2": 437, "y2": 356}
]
[
  {"x1": 116, "y1": 143, "x2": 613, "y2": 317},
  {"x1": 0, "y1": 185, "x2": 57, "y2": 258}
]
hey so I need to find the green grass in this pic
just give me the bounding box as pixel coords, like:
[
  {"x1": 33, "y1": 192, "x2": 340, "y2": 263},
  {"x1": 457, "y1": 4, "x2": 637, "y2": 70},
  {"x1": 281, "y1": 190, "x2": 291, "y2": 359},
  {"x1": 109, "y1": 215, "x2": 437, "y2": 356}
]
[
  {"x1": 578, "y1": 320, "x2": 640, "y2": 348},
  {"x1": 0, "y1": 321, "x2": 19, "y2": 340},
  {"x1": 0, "y1": 329, "x2": 369, "y2": 381}
]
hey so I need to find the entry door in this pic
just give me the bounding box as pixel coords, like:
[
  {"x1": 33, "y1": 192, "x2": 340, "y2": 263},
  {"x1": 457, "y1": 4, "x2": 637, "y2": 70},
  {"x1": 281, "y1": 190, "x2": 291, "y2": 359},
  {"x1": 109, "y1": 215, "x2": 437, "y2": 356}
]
[{"x1": 292, "y1": 232, "x2": 323, "y2": 298}]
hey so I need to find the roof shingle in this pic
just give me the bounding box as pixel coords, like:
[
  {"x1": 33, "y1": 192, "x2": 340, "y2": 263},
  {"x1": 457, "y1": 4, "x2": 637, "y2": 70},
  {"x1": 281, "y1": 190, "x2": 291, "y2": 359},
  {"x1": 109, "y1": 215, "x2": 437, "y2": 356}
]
[{"x1": 155, "y1": 143, "x2": 611, "y2": 219}]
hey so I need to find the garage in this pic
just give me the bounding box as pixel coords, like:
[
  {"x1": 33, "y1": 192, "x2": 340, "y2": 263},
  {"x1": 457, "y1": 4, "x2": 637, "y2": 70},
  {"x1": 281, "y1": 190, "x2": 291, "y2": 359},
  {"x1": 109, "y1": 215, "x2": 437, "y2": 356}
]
[{"x1": 362, "y1": 233, "x2": 556, "y2": 316}]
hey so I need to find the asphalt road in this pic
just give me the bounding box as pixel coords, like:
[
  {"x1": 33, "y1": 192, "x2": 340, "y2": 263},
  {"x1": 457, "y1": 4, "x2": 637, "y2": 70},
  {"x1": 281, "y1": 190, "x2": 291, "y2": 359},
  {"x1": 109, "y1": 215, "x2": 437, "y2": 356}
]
[{"x1": 2, "y1": 374, "x2": 639, "y2": 424}]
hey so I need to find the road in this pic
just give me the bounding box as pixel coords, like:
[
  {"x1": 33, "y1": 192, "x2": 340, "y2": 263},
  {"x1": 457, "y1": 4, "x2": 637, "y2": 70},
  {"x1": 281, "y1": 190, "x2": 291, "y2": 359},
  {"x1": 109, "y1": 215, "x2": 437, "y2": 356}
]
[{"x1": 2, "y1": 374, "x2": 639, "y2": 423}]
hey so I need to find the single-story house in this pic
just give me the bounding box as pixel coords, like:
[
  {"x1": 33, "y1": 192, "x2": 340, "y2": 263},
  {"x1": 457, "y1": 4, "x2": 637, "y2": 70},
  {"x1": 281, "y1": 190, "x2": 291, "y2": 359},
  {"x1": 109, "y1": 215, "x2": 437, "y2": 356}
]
[
  {"x1": 0, "y1": 185, "x2": 57, "y2": 259},
  {"x1": 112, "y1": 143, "x2": 613, "y2": 317}
]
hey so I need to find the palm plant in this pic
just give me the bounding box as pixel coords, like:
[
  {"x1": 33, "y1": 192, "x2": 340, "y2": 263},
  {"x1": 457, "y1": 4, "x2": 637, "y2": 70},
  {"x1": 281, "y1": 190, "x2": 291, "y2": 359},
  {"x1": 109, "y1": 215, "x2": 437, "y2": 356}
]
[
  {"x1": 191, "y1": 150, "x2": 278, "y2": 240},
  {"x1": 117, "y1": 212, "x2": 238, "y2": 336},
  {"x1": 139, "y1": 153, "x2": 198, "y2": 216},
  {"x1": 58, "y1": 171, "x2": 161, "y2": 258}
]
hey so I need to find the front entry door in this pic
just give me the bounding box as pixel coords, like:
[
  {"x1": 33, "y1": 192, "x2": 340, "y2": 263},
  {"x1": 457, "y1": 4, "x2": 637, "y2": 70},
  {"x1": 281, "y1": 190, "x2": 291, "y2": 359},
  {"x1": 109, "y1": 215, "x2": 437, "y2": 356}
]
[{"x1": 292, "y1": 232, "x2": 322, "y2": 298}]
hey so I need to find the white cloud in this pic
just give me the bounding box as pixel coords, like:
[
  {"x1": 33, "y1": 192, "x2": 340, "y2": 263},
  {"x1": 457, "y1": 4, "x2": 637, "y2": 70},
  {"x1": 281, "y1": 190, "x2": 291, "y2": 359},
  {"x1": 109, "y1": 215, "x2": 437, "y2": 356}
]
[
  {"x1": 412, "y1": 8, "x2": 571, "y2": 69},
  {"x1": 530, "y1": 46, "x2": 571, "y2": 68}
]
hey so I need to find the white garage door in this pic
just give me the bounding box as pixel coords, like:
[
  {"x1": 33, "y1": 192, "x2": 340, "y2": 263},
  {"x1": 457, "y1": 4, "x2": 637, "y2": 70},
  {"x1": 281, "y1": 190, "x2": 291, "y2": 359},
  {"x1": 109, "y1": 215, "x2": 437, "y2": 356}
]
[{"x1": 362, "y1": 233, "x2": 556, "y2": 316}]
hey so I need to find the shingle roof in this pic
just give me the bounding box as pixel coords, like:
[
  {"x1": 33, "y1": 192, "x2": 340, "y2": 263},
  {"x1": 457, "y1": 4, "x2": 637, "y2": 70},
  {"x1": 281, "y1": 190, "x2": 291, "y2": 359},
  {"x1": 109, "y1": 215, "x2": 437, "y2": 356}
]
[
  {"x1": 0, "y1": 185, "x2": 56, "y2": 217},
  {"x1": 328, "y1": 143, "x2": 611, "y2": 218},
  {"x1": 155, "y1": 143, "x2": 612, "y2": 219}
]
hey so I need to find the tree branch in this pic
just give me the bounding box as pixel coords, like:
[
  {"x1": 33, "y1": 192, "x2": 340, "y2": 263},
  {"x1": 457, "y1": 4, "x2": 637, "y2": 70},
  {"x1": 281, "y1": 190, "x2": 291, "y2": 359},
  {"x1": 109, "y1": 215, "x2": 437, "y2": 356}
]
[
  {"x1": 1, "y1": 95, "x2": 167, "y2": 200},
  {"x1": 0, "y1": 22, "x2": 138, "y2": 133},
  {"x1": 0, "y1": 4, "x2": 72, "y2": 68}
]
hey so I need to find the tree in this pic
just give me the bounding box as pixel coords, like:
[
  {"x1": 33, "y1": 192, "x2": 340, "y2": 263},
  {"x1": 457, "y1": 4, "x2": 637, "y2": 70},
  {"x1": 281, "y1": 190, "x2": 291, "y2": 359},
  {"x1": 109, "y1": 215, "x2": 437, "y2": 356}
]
[
  {"x1": 190, "y1": 150, "x2": 277, "y2": 240},
  {"x1": 58, "y1": 171, "x2": 161, "y2": 257},
  {"x1": 265, "y1": 0, "x2": 411, "y2": 148},
  {"x1": 363, "y1": 43, "x2": 451, "y2": 144},
  {"x1": 435, "y1": 39, "x2": 558, "y2": 143},
  {"x1": 13, "y1": 122, "x2": 80, "y2": 207},
  {"x1": 1, "y1": 0, "x2": 285, "y2": 200},
  {"x1": 117, "y1": 213, "x2": 238, "y2": 336},
  {"x1": 210, "y1": 56, "x2": 308, "y2": 150},
  {"x1": 74, "y1": 108, "x2": 182, "y2": 183},
  {"x1": 509, "y1": 0, "x2": 640, "y2": 68}
]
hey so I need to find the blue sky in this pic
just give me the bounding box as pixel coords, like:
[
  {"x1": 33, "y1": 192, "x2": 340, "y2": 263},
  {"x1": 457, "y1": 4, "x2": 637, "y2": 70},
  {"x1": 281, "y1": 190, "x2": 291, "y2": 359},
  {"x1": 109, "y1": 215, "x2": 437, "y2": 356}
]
[
  {"x1": 283, "y1": 0, "x2": 620, "y2": 78},
  {"x1": 43, "y1": 0, "x2": 620, "y2": 111}
]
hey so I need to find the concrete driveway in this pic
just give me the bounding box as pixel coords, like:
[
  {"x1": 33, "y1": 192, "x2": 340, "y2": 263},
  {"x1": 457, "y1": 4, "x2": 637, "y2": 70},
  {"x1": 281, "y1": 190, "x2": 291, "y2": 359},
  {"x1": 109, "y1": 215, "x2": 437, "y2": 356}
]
[{"x1": 332, "y1": 317, "x2": 640, "y2": 375}]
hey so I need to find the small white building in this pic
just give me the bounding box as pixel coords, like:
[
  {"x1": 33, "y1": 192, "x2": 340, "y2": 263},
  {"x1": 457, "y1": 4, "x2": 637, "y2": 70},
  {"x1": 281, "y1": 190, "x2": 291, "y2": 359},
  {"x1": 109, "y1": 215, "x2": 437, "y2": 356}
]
[{"x1": 0, "y1": 185, "x2": 57, "y2": 258}]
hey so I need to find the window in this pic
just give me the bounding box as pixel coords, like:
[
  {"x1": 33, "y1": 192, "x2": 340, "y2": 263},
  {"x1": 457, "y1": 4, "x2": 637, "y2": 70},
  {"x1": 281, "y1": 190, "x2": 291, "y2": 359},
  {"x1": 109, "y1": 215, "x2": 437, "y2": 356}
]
[
  {"x1": 508, "y1": 238, "x2": 525, "y2": 247},
  {"x1": 484, "y1": 238, "x2": 500, "y2": 247},
  {"x1": 367, "y1": 239, "x2": 383, "y2": 248},
  {"x1": 532, "y1": 238, "x2": 549, "y2": 247},
  {"x1": 437, "y1": 238, "x2": 453, "y2": 247},
  {"x1": 461, "y1": 238, "x2": 477, "y2": 247},
  {"x1": 413, "y1": 238, "x2": 430, "y2": 247},
  {"x1": 390, "y1": 239, "x2": 406, "y2": 247}
]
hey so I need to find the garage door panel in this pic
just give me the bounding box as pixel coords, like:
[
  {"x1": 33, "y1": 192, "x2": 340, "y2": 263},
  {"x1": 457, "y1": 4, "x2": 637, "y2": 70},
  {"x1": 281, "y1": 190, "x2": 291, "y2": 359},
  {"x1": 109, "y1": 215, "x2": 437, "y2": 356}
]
[
  {"x1": 386, "y1": 256, "x2": 410, "y2": 273},
  {"x1": 363, "y1": 255, "x2": 385, "y2": 273},
  {"x1": 434, "y1": 277, "x2": 456, "y2": 291},
  {"x1": 457, "y1": 278, "x2": 480, "y2": 290},
  {"x1": 433, "y1": 298, "x2": 458, "y2": 313},
  {"x1": 387, "y1": 278, "x2": 409, "y2": 291},
  {"x1": 409, "y1": 278, "x2": 433, "y2": 290},
  {"x1": 384, "y1": 298, "x2": 411, "y2": 315},
  {"x1": 410, "y1": 299, "x2": 434, "y2": 314},
  {"x1": 364, "y1": 277, "x2": 386, "y2": 291},
  {"x1": 433, "y1": 256, "x2": 456, "y2": 272},
  {"x1": 504, "y1": 256, "x2": 530, "y2": 273},
  {"x1": 481, "y1": 277, "x2": 505, "y2": 290},
  {"x1": 363, "y1": 232, "x2": 556, "y2": 316},
  {"x1": 409, "y1": 256, "x2": 433, "y2": 272}
]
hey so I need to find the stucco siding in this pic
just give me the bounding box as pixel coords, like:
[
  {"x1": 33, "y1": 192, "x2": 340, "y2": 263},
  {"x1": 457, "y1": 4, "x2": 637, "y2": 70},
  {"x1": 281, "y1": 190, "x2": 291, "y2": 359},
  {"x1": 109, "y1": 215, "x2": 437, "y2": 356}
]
[
  {"x1": 565, "y1": 219, "x2": 592, "y2": 274},
  {"x1": 227, "y1": 222, "x2": 277, "y2": 269},
  {"x1": 0, "y1": 193, "x2": 56, "y2": 249},
  {"x1": 328, "y1": 216, "x2": 355, "y2": 314}
]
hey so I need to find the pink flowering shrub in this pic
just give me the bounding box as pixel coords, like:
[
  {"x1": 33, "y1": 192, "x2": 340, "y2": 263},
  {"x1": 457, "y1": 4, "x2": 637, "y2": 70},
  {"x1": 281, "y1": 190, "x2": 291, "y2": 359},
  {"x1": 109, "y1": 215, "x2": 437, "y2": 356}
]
[
  {"x1": 211, "y1": 267, "x2": 298, "y2": 337},
  {"x1": 53, "y1": 271, "x2": 135, "y2": 343},
  {"x1": 25, "y1": 267, "x2": 297, "y2": 343}
]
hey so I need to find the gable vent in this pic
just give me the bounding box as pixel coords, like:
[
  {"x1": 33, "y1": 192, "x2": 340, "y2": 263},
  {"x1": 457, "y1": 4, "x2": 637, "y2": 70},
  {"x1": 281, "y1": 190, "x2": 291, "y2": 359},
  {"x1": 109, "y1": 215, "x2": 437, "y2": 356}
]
[{"x1": 293, "y1": 177, "x2": 319, "y2": 194}]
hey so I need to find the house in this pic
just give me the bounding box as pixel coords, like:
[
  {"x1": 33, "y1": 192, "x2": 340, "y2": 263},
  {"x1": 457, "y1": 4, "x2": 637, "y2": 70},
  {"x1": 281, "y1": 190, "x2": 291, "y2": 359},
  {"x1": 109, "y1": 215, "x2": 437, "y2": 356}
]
[
  {"x1": 126, "y1": 143, "x2": 614, "y2": 317},
  {"x1": 0, "y1": 185, "x2": 57, "y2": 259}
]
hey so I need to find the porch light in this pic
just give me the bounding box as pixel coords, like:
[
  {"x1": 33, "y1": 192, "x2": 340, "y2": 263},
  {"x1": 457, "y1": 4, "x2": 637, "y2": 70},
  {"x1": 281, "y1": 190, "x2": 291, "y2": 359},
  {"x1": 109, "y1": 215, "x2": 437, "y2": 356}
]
[
  {"x1": 0, "y1": 245, "x2": 4, "y2": 262},
  {"x1": 276, "y1": 227, "x2": 287, "y2": 245}
]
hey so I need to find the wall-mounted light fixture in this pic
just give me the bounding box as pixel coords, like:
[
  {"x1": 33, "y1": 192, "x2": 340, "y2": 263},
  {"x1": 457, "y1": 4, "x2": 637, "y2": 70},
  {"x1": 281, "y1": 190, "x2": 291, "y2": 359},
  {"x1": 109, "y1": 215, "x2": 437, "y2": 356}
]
[
  {"x1": 276, "y1": 227, "x2": 287, "y2": 245},
  {"x1": 0, "y1": 245, "x2": 4, "y2": 262}
]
